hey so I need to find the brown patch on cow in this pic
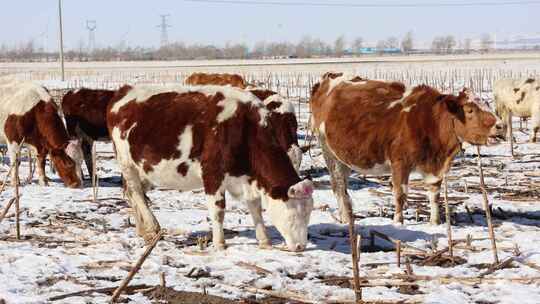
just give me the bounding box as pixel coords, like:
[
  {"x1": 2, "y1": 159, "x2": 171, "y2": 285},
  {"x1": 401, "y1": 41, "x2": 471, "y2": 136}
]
[
  {"x1": 249, "y1": 89, "x2": 277, "y2": 101},
  {"x1": 513, "y1": 88, "x2": 520, "y2": 93},
  {"x1": 265, "y1": 101, "x2": 282, "y2": 111},
  {"x1": 185, "y1": 73, "x2": 246, "y2": 89},
  {"x1": 62, "y1": 88, "x2": 116, "y2": 140},
  {"x1": 322, "y1": 72, "x2": 343, "y2": 80},
  {"x1": 525, "y1": 78, "x2": 535, "y2": 84},
  {"x1": 107, "y1": 86, "x2": 300, "y2": 201},
  {"x1": 215, "y1": 199, "x2": 226, "y2": 209},
  {"x1": 4, "y1": 100, "x2": 81, "y2": 188},
  {"x1": 177, "y1": 163, "x2": 188, "y2": 176},
  {"x1": 246, "y1": 88, "x2": 299, "y2": 162},
  {"x1": 536, "y1": 86, "x2": 540, "y2": 91},
  {"x1": 350, "y1": 76, "x2": 366, "y2": 82},
  {"x1": 517, "y1": 91, "x2": 527, "y2": 104}
]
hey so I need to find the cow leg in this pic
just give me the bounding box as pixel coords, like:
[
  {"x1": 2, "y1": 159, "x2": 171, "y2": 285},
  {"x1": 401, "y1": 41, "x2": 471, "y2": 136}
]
[
  {"x1": 207, "y1": 190, "x2": 226, "y2": 250},
  {"x1": 123, "y1": 166, "x2": 161, "y2": 243},
  {"x1": 36, "y1": 152, "x2": 49, "y2": 186},
  {"x1": 246, "y1": 198, "x2": 271, "y2": 249},
  {"x1": 391, "y1": 165, "x2": 409, "y2": 224},
  {"x1": 320, "y1": 137, "x2": 352, "y2": 223},
  {"x1": 7, "y1": 143, "x2": 20, "y2": 187},
  {"x1": 427, "y1": 181, "x2": 442, "y2": 225},
  {"x1": 530, "y1": 111, "x2": 540, "y2": 143},
  {"x1": 81, "y1": 139, "x2": 93, "y2": 179}
]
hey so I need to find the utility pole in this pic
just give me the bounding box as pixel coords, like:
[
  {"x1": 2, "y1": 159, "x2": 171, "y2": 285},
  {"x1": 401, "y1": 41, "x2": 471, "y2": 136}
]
[
  {"x1": 157, "y1": 14, "x2": 171, "y2": 47},
  {"x1": 58, "y1": 0, "x2": 65, "y2": 81},
  {"x1": 86, "y1": 20, "x2": 97, "y2": 53}
]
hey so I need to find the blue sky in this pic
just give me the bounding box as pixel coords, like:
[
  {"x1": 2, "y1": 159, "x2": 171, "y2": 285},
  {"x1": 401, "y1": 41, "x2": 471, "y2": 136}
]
[{"x1": 1, "y1": 0, "x2": 539, "y2": 50}]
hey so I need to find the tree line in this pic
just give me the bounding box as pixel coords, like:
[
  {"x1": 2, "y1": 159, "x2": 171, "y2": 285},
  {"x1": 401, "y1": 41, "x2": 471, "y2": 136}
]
[{"x1": 0, "y1": 32, "x2": 512, "y2": 62}]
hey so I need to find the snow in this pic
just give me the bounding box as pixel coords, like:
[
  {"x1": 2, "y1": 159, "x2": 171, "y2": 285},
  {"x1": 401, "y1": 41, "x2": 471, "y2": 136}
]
[{"x1": 0, "y1": 67, "x2": 539, "y2": 303}]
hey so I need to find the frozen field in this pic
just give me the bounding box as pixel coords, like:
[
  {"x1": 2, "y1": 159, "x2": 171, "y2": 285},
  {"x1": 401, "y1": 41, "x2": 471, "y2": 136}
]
[{"x1": 0, "y1": 60, "x2": 540, "y2": 303}]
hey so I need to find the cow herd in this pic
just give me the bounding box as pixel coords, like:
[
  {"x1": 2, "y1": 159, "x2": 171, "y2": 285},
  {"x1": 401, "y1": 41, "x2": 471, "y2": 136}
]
[{"x1": 0, "y1": 73, "x2": 536, "y2": 253}]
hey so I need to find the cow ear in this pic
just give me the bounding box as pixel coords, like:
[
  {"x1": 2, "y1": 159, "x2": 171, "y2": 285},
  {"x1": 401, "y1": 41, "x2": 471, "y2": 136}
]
[{"x1": 443, "y1": 96, "x2": 463, "y2": 115}]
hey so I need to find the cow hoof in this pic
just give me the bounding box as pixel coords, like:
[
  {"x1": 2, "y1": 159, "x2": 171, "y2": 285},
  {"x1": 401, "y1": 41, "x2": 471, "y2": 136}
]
[
  {"x1": 258, "y1": 241, "x2": 272, "y2": 249},
  {"x1": 430, "y1": 219, "x2": 441, "y2": 225},
  {"x1": 214, "y1": 243, "x2": 227, "y2": 250},
  {"x1": 39, "y1": 180, "x2": 49, "y2": 187},
  {"x1": 393, "y1": 214, "x2": 404, "y2": 225}
]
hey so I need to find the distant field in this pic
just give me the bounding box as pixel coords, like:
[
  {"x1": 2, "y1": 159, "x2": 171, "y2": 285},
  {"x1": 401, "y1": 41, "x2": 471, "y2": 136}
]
[{"x1": 2, "y1": 52, "x2": 540, "y2": 74}]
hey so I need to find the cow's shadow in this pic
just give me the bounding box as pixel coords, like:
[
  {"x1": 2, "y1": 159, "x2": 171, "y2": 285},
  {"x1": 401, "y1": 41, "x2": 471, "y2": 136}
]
[{"x1": 184, "y1": 222, "x2": 442, "y2": 255}]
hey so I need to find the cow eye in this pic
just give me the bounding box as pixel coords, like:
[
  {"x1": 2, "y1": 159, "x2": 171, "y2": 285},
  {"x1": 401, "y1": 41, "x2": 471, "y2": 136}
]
[{"x1": 466, "y1": 108, "x2": 473, "y2": 114}]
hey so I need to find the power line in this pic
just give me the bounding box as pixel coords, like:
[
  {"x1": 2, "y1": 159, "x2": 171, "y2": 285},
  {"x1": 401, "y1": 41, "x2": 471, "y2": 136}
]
[{"x1": 183, "y1": 0, "x2": 540, "y2": 7}]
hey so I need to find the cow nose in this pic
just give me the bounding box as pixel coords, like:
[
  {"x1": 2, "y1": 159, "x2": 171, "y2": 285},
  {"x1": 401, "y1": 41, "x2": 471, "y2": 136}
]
[{"x1": 484, "y1": 115, "x2": 496, "y2": 128}]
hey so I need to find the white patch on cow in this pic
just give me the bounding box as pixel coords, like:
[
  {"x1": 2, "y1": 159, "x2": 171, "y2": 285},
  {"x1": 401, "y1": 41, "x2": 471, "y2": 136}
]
[
  {"x1": 0, "y1": 80, "x2": 54, "y2": 143},
  {"x1": 287, "y1": 144, "x2": 303, "y2": 173},
  {"x1": 387, "y1": 88, "x2": 413, "y2": 109},
  {"x1": 319, "y1": 122, "x2": 326, "y2": 135},
  {"x1": 423, "y1": 173, "x2": 441, "y2": 185},
  {"x1": 402, "y1": 104, "x2": 416, "y2": 112},
  {"x1": 325, "y1": 75, "x2": 369, "y2": 96},
  {"x1": 216, "y1": 98, "x2": 239, "y2": 123},
  {"x1": 263, "y1": 181, "x2": 314, "y2": 252},
  {"x1": 264, "y1": 94, "x2": 295, "y2": 114},
  {"x1": 0, "y1": 81, "x2": 51, "y2": 116},
  {"x1": 138, "y1": 125, "x2": 204, "y2": 190}
]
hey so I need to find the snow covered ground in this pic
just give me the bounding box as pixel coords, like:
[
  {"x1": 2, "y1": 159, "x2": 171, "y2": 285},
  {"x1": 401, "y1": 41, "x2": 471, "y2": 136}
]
[{"x1": 0, "y1": 80, "x2": 540, "y2": 304}]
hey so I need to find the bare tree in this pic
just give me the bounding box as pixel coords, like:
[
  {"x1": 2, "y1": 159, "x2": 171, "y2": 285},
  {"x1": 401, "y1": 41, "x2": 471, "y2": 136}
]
[
  {"x1": 252, "y1": 41, "x2": 266, "y2": 58},
  {"x1": 351, "y1": 37, "x2": 363, "y2": 55},
  {"x1": 401, "y1": 31, "x2": 414, "y2": 54},
  {"x1": 296, "y1": 35, "x2": 314, "y2": 58},
  {"x1": 481, "y1": 33, "x2": 493, "y2": 52},
  {"x1": 444, "y1": 35, "x2": 456, "y2": 53},
  {"x1": 386, "y1": 36, "x2": 399, "y2": 49},
  {"x1": 463, "y1": 38, "x2": 472, "y2": 54},
  {"x1": 334, "y1": 35, "x2": 346, "y2": 57},
  {"x1": 376, "y1": 40, "x2": 387, "y2": 54}
]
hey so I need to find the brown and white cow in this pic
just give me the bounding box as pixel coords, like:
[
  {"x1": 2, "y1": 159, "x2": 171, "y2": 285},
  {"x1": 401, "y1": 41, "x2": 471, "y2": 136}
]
[
  {"x1": 185, "y1": 72, "x2": 247, "y2": 89},
  {"x1": 310, "y1": 73, "x2": 499, "y2": 225},
  {"x1": 61, "y1": 88, "x2": 116, "y2": 177},
  {"x1": 0, "y1": 79, "x2": 83, "y2": 188},
  {"x1": 107, "y1": 84, "x2": 314, "y2": 251},
  {"x1": 494, "y1": 78, "x2": 540, "y2": 142},
  {"x1": 185, "y1": 72, "x2": 302, "y2": 171}
]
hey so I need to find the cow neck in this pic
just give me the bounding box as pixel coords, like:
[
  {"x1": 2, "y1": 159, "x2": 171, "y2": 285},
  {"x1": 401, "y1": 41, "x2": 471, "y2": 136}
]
[
  {"x1": 248, "y1": 126, "x2": 300, "y2": 201},
  {"x1": 437, "y1": 107, "x2": 463, "y2": 170}
]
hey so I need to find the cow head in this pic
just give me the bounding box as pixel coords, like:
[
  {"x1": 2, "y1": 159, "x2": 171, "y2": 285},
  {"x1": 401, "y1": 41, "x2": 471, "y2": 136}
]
[
  {"x1": 264, "y1": 179, "x2": 314, "y2": 252},
  {"x1": 50, "y1": 139, "x2": 83, "y2": 188},
  {"x1": 461, "y1": 88, "x2": 506, "y2": 141},
  {"x1": 243, "y1": 103, "x2": 313, "y2": 252},
  {"x1": 445, "y1": 90, "x2": 499, "y2": 145}
]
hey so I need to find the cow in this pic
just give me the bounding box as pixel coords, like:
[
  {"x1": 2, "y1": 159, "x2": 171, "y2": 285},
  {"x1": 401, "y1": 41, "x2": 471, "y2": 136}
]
[
  {"x1": 185, "y1": 72, "x2": 302, "y2": 171},
  {"x1": 0, "y1": 79, "x2": 83, "y2": 188},
  {"x1": 107, "y1": 84, "x2": 314, "y2": 251},
  {"x1": 61, "y1": 88, "x2": 116, "y2": 178},
  {"x1": 310, "y1": 73, "x2": 499, "y2": 225},
  {"x1": 185, "y1": 72, "x2": 247, "y2": 89},
  {"x1": 493, "y1": 78, "x2": 540, "y2": 142}
]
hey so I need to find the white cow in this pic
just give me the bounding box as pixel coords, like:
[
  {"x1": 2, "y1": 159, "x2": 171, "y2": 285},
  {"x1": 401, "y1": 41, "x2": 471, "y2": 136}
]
[{"x1": 493, "y1": 78, "x2": 540, "y2": 142}]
